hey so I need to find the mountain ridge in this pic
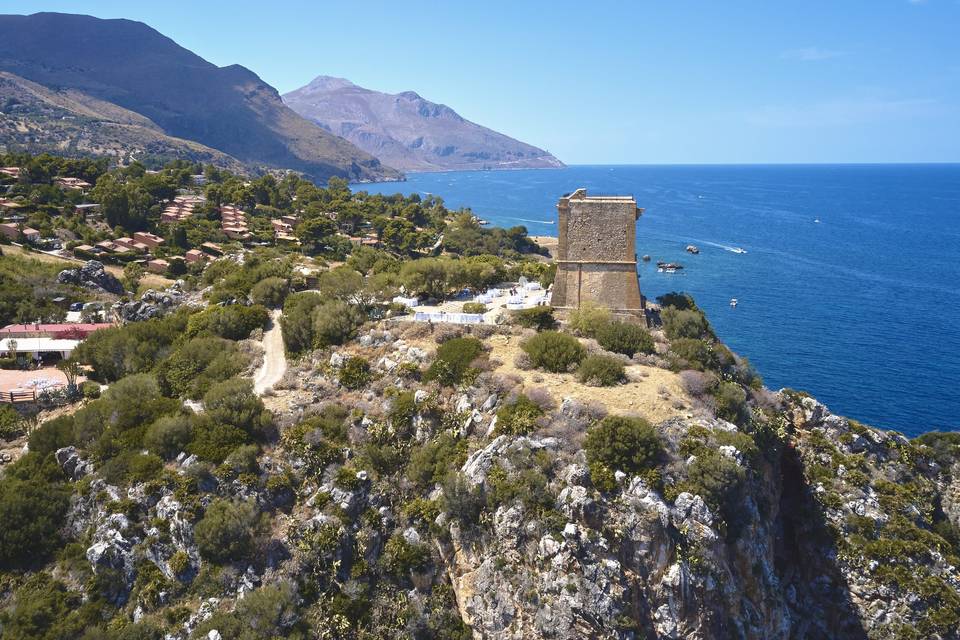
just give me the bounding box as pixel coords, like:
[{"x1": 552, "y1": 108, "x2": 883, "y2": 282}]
[
  {"x1": 0, "y1": 13, "x2": 400, "y2": 182},
  {"x1": 284, "y1": 75, "x2": 564, "y2": 172}
]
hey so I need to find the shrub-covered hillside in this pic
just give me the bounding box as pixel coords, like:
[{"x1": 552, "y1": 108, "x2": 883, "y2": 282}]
[{"x1": 2, "y1": 277, "x2": 960, "y2": 639}]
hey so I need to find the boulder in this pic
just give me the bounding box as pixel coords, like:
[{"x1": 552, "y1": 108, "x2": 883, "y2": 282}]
[
  {"x1": 55, "y1": 446, "x2": 93, "y2": 480},
  {"x1": 57, "y1": 260, "x2": 124, "y2": 295}
]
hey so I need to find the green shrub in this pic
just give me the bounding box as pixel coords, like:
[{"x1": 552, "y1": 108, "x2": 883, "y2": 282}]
[
  {"x1": 74, "y1": 310, "x2": 190, "y2": 381},
  {"x1": 0, "y1": 478, "x2": 71, "y2": 569},
  {"x1": 585, "y1": 415, "x2": 662, "y2": 491},
  {"x1": 462, "y1": 302, "x2": 487, "y2": 314},
  {"x1": 0, "y1": 403, "x2": 25, "y2": 441},
  {"x1": 194, "y1": 499, "x2": 258, "y2": 563},
  {"x1": 576, "y1": 354, "x2": 625, "y2": 386},
  {"x1": 682, "y1": 450, "x2": 747, "y2": 524},
  {"x1": 522, "y1": 331, "x2": 585, "y2": 373},
  {"x1": 0, "y1": 574, "x2": 105, "y2": 639},
  {"x1": 280, "y1": 292, "x2": 325, "y2": 354},
  {"x1": 387, "y1": 391, "x2": 417, "y2": 434},
  {"x1": 339, "y1": 356, "x2": 371, "y2": 390},
  {"x1": 512, "y1": 306, "x2": 556, "y2": 331},
  {"x1": 188, "y1": 304, "x2": 270, "y2": 340},
  {"x1": 312, "y1": 300, "x2": 365, "y2": 348},
  {"x1": 424, "y1": 337, "x2": 484, "y2": 386},
  {"x1": 191, "y1": 583, "x2": 304, "y2": 639},
  {"x1": 187, "y1": 421, "x2": 250, "y2": 464},
  {"x1": 249, "y1": 276, "x2": 289, "y2": 308},
  {"x1": 168, "y1": 550, "x2": 190, "y2": 577},
  {"x1": 596, "y1": 321, "x2": 654, "y2": 356},
  {"x1": 407, "y1": 433, "x2": 468, "y2": 489},
  {"x1": 495, "y1": 394, "x2": 544, "y2": 435},
  {"x1": 657, "y1": 292, "x2": 697, "y2": 311},
  {"x1": 669, "y1": 338, "x2": 729, "y2": 372},
  {"x1": 280, "y1": 408, "x2": 347, "y2": 476},
  {"x1": 567, "y1": 302, "x2": 610, "y2": 337},
  {"x1": 714, "y1": 381, "x2": 749, "y2": 425},
  {"x1": 223, "y1": 444, "x2": 260, "y2": 476},
  {"x1": 187, "y1": 379, "x2": 271, "y2": 462},
  {"x1": 100, "y1": 452, "x2": 164, "y2": 485},
  {"x1": 382, "y1": 535, "x2": 431, "y2": 577},
  {"x1": 662, "y1": 306, "x2": 710, "y2": 340},
  {"x1": 157, "y1": 336, "x2": 248, "y2": 399},
  {"x1": 80, "y1": 380, "x2": 101, "y2": 399},
  {"x1": 202, "y1": 378, "x2": 272, "y2": 439}
]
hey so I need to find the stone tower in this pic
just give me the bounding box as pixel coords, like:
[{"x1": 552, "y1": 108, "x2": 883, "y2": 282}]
[{"x1": 550, "y1": 188, "x2": 645, "y2": 320}]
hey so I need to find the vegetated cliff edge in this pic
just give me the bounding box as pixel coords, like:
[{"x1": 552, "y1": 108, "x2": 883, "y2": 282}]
[
  {"x1": 284, "y1": 76, "x2": 564, "y2": 172},
  {"x1": 0, "y1": 287, "x2": 958, "y2": 640},
  {"x1": 0, "y1": 13, "x2": 400, "y2": 182}
]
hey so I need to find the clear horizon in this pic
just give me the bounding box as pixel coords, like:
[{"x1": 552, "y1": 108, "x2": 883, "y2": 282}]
[{"x1": 4, "y1": 1, "x2": 960, "y2": 165}]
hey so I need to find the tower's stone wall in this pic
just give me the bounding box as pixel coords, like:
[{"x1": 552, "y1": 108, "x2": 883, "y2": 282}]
[{"x1": 551, "y1": 189, "x2": 645, "y2": 320}]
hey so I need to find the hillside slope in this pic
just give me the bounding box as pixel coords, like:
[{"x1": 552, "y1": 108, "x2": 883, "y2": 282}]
[
  {"x1": 0, "y1": 72, "x2": 246, "y2": 171},
  {"x1": 0, "y1": 13, "x2": 400, "y2": 182},
  {"x1": 284, "y1": 76, "x2": 564, "y2": 172}
]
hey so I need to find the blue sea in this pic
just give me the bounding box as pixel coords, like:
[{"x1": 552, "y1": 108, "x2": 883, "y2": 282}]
[{"x1": 359, "y1": 165, "x2": 960, "y2": 437}]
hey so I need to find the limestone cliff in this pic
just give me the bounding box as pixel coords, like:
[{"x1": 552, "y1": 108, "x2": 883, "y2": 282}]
[{"x1": 2, "y1": 317, "x2": 958, "y2": 639}]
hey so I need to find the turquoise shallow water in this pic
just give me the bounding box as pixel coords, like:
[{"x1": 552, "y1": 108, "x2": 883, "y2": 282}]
[{"x1": 359, "y1": 165, "x2": 960, "y2": 437}]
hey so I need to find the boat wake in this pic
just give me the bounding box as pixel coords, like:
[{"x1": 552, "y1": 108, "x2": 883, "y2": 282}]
[
  {"x1": 696, "y1": 240, "x2": 748, "y2": 254},
  {"x1": 503, "y1": 217, "x2": 555, "y2": 225}
]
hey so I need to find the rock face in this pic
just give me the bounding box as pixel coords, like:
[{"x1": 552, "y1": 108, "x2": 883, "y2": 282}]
[
  {"x1": 0, "y1": 13, "x2": 400, "y2": 182},
  {"x1": 56, "y1": 260, "x2": 124, "y2": 295},
  {"x1": 283, "y1": 76, "x2": 564, "y2": 172},
  {"x1": 439, "y1": 403, "x2": 960, "y2": 640}
]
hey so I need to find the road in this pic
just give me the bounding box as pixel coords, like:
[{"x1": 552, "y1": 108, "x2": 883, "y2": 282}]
[{"x1": 253, "y1": 309, "x2": 287, "y2": 395}]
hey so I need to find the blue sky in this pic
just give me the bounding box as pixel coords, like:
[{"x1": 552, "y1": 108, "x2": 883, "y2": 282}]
[{"x1": 6, "y1": 1, "x2": 960, "y2": 163}]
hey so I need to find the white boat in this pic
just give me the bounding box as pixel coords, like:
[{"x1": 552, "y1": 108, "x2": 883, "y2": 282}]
[
  {"x1": 730, "y1": 298, "x2": 738, "y2": 307},
  {"x1": 731, "y1": 247, "x2": 747, "y2": 254}
]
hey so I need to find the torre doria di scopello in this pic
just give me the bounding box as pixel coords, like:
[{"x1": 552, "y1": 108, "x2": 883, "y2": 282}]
[{"x1": 549, "y1": 188, "x2": 647, "y2": 324}]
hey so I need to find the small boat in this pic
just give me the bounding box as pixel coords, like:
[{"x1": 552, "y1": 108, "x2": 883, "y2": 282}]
[
  {"x1": 814, "y1": 218, "x2": 821, "y2": 223},
  {"x1": 641, "y1": 254, "x2": 651, "y2": 262},
  {"x1": 657, "y1": 262, "x2": 684, "y2": 272},
  {"x1": 730, "y1": 298, "x2": 738, "y2": 307},
  {"x1": 685, "y1": 244, "x2": 700, "y2": 254},
  {"x1": 730, "y1": 247, "x2": 747, "y2": 254}
]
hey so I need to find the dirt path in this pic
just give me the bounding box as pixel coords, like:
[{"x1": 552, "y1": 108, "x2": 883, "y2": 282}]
[{"x1": 253, "y1": 309, "x2": 287, "y2": 395}]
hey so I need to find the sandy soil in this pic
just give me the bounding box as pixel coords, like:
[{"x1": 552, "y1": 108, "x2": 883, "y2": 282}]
[
  {"x1": 253, "y1": 309, "x2": 287, "y2": 395},
  {"x1": 484, "y1": 333, "x2": 692, "y2": 424},
  {"x1": 0, "y1": 366, "x2": 83, "y2": 394}
]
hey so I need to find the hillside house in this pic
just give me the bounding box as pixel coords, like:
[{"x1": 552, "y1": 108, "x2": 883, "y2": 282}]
[
  {"x1": 146, "y1": 258, "x2": 169, "y2": 274},
  {"x1": 201, "y1": 242, "x2": 224, "y2": 257},
  {"x1": 0, "y1": 223, "x2": 40, "y2": 242},
  {"x1": 133, "y1": 231, "x2": 164, "y2": 248}
]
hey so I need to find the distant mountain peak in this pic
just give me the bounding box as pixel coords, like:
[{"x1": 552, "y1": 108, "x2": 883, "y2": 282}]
[
  {"x1": 303, "y1": 75, "x2": 358, "y2": 92},
  {"x1": 284, "y1": 77, "x2": 563, "y2": 173}
]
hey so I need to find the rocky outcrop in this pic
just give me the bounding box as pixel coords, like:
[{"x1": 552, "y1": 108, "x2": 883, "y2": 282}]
[
  {"x1": 438, "y1": 401, "x2": 960, "y2": 640},
  {"x1": 56, "y1": 260, "x2": 124, "y2": 295},
  {"x1": 55, "y1": 445, "x2": 93, "y2": 480},
  {"x1": 112, "y1": 284, "x2": 183, "y2": 322}
]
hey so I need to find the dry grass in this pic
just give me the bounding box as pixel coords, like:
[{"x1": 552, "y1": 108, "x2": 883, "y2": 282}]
[
  {"x1": 484, "y1": 333, "x2": 692, "y2": 424},
  {"x1": 3, "y1": 243, "x2": 173, "y2": 289}
]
